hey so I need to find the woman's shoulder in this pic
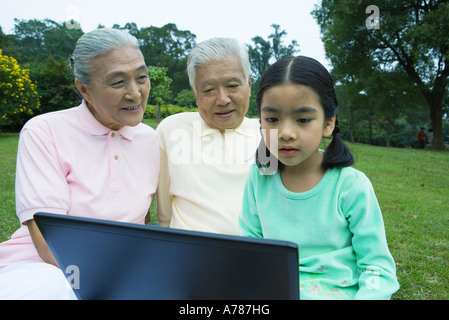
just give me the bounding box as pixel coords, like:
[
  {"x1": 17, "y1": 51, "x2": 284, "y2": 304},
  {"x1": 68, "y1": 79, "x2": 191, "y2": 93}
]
[{"x1": 21, "y1": 106, "x2": 79, "y2": 133}]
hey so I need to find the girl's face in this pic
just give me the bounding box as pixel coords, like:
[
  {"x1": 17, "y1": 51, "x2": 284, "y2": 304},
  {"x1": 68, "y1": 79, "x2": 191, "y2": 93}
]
[{"x1": 260, "y1": 82, "x2": 335, "y2": 169}]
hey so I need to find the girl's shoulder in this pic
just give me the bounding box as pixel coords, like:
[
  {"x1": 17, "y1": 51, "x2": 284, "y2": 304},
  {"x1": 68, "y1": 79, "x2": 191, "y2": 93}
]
[{"x1": 337, "y1": 166, "x2": 372, "y2": 186}]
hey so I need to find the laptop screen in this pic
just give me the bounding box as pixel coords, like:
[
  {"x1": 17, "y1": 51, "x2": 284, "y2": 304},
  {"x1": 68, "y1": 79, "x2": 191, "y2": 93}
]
[{"x1": 35, "y1": 212, "x2": 299, "y2": 300}]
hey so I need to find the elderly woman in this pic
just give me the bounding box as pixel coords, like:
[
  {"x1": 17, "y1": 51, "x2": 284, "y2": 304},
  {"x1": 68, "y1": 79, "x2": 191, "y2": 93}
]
[{"x1": 0, "y1": 28, "x2": 159, "y2": 299}]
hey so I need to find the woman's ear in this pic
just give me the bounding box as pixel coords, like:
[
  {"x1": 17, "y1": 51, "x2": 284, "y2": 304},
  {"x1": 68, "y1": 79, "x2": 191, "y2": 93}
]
[
  {"x1": 323, "y1": 116, "x2": 336, "y2": 138},
  {"x1": 75, "y1": 78, "x2": 92, "y2": 105}
]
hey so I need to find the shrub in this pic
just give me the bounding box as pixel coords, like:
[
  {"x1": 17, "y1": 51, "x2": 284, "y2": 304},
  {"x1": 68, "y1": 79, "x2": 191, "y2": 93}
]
[
  {"x1": 0, "y1": 49, "x2": 40, "y2": 131},
  {"x1": 144, "y1": 104, "x2": 197, "y2": 120}
]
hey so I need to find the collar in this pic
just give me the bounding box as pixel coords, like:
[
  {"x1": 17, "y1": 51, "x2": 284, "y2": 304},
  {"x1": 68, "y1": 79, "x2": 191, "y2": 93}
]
[
  {"x1": 192, "y1": 112, "x2": 258, "y2": 138},
  {"x1": 76, "y1": 100, "x2": 135, "y2": 141}
]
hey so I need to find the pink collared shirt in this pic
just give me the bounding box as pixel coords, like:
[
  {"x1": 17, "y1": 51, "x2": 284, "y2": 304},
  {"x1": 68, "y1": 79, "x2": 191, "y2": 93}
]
[{"x1": 0, "y1": 101, "x2": 159, "y2": 268}]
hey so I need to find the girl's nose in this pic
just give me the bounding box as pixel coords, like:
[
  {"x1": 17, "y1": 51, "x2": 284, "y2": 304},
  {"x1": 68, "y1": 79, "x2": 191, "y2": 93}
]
[{"x1": 279, "y1": 121, "x2": 297, "y2": 141}]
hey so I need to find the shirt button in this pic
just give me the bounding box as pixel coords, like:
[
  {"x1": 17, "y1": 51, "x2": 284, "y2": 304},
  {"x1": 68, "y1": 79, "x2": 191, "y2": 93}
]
[
  {"x1": 114, "y1": 155, "x2": 119, "y2": 160},
  {"x1": 111, "y1": 132, "x2": 115, "y2": 137}
]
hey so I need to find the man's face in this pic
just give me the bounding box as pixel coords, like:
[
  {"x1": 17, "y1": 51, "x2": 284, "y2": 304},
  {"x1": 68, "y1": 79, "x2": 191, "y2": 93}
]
[{"x1": 193, "y1": 55, "x2": 251, "y2": 131}]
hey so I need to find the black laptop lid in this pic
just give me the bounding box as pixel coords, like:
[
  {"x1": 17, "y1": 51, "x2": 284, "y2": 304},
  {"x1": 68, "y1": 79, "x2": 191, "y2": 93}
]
[{"x1": 34, "y1": 212, "x2": 299, "y2": 300}]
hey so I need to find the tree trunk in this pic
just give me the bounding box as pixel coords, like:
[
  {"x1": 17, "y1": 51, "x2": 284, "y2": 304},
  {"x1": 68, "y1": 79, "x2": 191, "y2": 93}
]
[
  {"x1": 156, "y1": 104, "x2": 161, "y2": 124},
  {"x1": 349, "y1": 106, "x2": 355, "y2": 142},
  {"x1": 425, "y1": 86, "x2": 445, "y2": 149},
  {"x1": 385, "y1": 116, "x2": 391, "y2": 148}
]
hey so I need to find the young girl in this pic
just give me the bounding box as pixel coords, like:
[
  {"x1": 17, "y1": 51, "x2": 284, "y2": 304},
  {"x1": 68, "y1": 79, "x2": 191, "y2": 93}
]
[{"x1": 239, "y1": 56, "x2": 399, "y2": 299}]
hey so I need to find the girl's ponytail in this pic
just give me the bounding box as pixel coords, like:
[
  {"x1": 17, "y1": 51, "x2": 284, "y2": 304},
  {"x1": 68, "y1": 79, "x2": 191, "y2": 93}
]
[{"x1": 322, "y1": 120, "x2": 354, "y2": 170}]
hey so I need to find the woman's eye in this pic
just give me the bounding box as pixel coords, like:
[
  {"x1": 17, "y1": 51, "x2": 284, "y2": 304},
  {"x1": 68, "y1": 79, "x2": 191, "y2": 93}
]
[
  {"x1": 298, "y1": 118, "x2": 311, "y2": 124},
  {"x1": 111, "y1": 80, "x2": 124, "y2": 87}
]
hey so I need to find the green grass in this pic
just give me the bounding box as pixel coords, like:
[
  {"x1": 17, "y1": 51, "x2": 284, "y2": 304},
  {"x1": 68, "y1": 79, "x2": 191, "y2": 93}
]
[{"x1": 1, "y1": 124, "x2": 448, "y2": 299}]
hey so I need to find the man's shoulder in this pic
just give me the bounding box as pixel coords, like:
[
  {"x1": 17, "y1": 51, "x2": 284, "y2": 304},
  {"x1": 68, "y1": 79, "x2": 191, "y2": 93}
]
[{"x1": 156, "y1": 112, "x2": 199, "y2": 132}]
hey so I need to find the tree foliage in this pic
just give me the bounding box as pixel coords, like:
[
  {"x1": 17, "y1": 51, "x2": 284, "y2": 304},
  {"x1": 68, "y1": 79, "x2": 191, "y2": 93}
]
[
  {"x1": 247, "y1": 24, "x2": 300, "y2": 81},
  {"x1": 313, "y1": 0, "x2": 449, "y2": 148},
  {"x1": 148, "y1": 65, "x2": 173, "y2": 123}
]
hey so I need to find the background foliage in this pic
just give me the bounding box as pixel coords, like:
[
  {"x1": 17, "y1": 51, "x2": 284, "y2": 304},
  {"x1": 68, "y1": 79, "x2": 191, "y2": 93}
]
[
  {"x1": 0, "y1": 3, "x2": 448, "y2": 147},
  {"x1": 313, "y1": 0, "x2": 449, "y2": 148}
]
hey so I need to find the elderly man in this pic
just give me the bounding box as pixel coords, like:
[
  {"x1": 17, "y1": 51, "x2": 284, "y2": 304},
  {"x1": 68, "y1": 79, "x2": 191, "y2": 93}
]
[{"x1": 156, "y1": 38, "x2": 260, "y2": 235}]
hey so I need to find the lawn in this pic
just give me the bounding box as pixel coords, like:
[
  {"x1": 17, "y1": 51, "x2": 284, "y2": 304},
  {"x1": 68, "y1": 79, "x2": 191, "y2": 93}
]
[{"x1": 1, "y1": 121, "x2": 448, "y2": 300}]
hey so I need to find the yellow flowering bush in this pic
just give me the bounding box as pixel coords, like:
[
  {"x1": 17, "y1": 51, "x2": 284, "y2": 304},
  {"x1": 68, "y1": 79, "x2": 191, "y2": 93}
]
[{"x1": 0, "y1": 49, "x2": 40, "y2": 130}]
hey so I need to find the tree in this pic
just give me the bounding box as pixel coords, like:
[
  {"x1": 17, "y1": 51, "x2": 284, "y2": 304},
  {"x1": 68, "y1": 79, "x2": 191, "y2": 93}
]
[
  {"x1": 0, "y1": 49, "x2": 40, "y2": 130},
  {"x1": 175, "y1": 89, "x2": 196, "y2": 108},
  {"x1": 313, "y1": 0, "x2": 449, "y2": 148},
  {"x1": 29, "y1": 56, "x2": 81, "y2": 114},
  {"x1": 247, "y1": 24, "x2": 300, "y2": 80},
  {"x1": 116, "y1": 23, "x2": 196, "y2": 96},
  {"x1": 148, "y1": 66, "x2": 172, "y2": 123},
  {"x1": 9, "y1": 18, "x2": 83, "y2": 64}
]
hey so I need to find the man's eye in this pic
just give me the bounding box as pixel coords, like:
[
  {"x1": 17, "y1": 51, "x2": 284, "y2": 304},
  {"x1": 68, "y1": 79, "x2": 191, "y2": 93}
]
[
  {"x1": 137, "y1": 75, "x2": 148, "y2": 83},
  {"x1": 298, "y1": 118, "x2": 311, "y2": 124}
]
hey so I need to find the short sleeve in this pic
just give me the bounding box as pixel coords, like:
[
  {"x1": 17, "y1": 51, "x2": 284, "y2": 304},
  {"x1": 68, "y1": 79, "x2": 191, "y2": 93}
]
[{"x1": 15, "y1": 126, "x2": 70, "y2": 224}]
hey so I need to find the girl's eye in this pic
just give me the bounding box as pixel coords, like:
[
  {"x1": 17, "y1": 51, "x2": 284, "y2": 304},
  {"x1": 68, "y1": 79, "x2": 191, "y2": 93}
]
[
  {"x1": 264, "y1": 117, "x2": 278, "y2": 123},
  {"x1": 298, "y1": 118, "x2": 311, "y2": 124}
]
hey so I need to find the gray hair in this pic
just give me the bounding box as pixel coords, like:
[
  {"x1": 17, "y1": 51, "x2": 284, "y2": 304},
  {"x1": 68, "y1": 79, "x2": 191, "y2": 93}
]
[
  {"x1": 187, "y1": 37, "x2": 251, "y2": 93},
  {"x1": 70, "y1": 28, "x2": 140, "y2": 86}
]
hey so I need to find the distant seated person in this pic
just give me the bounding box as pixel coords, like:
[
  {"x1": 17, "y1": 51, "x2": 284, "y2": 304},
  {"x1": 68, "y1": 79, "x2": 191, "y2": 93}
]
[
  {"x1": 0, "y1": 28, "x2": 159, "y2": 299},
  {"x1": 417, "y1": 127, "x2": 427, "y2": 149},
  {"x1": 156, "y1": 38, "x2": 260, "y2": 234}
]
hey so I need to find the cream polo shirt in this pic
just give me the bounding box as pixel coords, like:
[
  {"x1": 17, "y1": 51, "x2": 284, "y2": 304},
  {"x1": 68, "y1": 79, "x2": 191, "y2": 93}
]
[
  {"x1": 0, "y1": 101, "x2": 159, "y2": 268},
  {"x1": 156, "y1": 112, "x2": 260, "y2": 235}
]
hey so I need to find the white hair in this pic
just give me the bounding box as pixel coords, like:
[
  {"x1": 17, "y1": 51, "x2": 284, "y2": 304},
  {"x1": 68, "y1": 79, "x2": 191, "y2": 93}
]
[
  {"x1": 70, "y1": 28, "x2": 140, "y2": 86},
  {"x1": 187, "y1": 37, "x2": 251, "y2": 93}
]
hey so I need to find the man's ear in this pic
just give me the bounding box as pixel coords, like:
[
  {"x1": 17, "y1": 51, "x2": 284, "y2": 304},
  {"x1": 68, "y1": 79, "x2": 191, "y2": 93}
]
[
  {"x1": 191, "y1": 86, "x2": 199, "y2": 107},
  {"x1": 75, "y1": 78, "x2": 92, "y2": 105},
  {"x1": 323, "y1": 116, "x2": 336, "y2": 138}
]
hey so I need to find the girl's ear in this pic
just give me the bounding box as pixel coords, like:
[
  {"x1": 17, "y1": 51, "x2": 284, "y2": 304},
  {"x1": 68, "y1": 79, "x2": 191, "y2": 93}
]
[{"x1": 323, "y1": 116, "x2": 336, "y2": 138}]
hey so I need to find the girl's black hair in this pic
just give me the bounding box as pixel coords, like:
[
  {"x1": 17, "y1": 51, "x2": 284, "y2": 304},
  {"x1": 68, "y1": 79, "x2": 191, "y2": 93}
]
[{"x1": 256, "y1": 55, "x2": 354, "y2": 172}]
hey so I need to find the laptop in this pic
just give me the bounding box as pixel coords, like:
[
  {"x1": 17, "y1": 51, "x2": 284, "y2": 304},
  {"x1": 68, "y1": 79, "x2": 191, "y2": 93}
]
[{"x1": 34, "y1": 212, "x2": 299, "y2": 300}]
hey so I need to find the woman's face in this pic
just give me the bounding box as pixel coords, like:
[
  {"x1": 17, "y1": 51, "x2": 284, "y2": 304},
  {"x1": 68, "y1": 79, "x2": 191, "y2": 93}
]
[{"x1": 76, "y1": 46, "x2": 150, "y2": 131}]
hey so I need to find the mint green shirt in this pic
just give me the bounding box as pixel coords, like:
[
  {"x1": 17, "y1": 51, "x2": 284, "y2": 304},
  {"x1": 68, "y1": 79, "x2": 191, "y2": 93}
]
[{"x1": 239, "y1": 165, "x2": 399, "y2": 300}]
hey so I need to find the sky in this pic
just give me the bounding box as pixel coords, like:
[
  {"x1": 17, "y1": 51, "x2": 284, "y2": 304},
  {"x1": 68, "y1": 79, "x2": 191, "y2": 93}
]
[{"x1": 1, "y1": 0, "x2": 330, "y2": 69}]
